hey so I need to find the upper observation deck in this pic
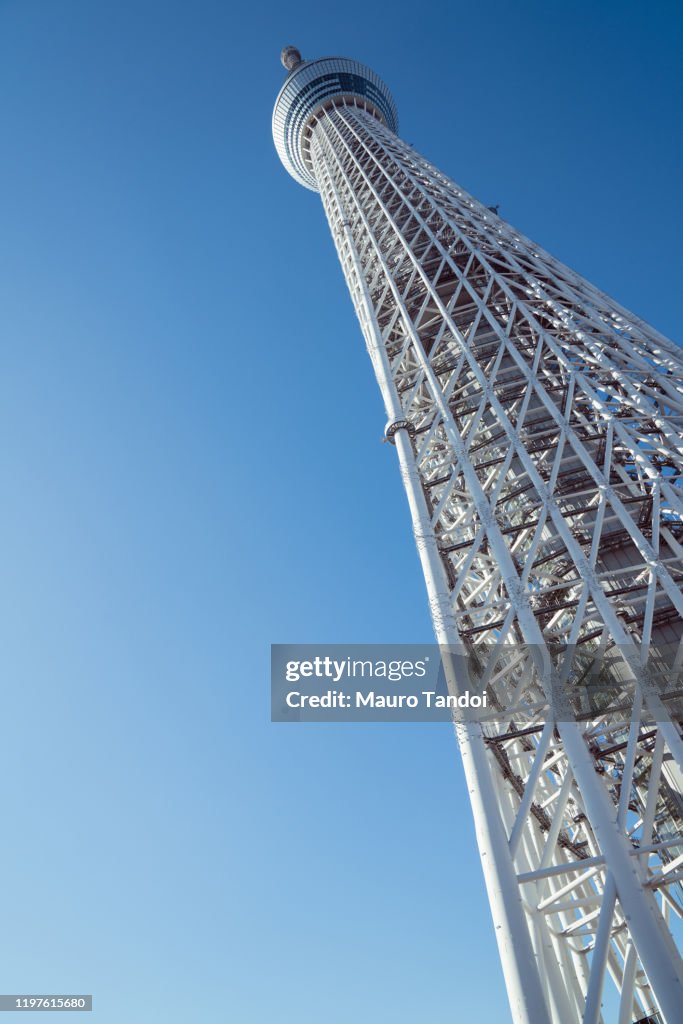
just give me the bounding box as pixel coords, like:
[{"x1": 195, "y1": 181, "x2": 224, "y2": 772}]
[{"x1": 272, "y1": 50, "x2": 399, "y2": 191}]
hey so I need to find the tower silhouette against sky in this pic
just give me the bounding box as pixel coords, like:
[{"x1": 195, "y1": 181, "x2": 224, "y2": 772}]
[{"x1": 273, "y1": 50, "x2": 683, "y2": 1024}]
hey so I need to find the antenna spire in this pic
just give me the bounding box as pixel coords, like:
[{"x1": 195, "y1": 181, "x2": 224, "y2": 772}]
[{"x1": 281, "y1": 46, "x2": 302, "y2": 71}]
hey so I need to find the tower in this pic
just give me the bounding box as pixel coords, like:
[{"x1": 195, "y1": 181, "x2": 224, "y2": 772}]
[{"x1": 272, "y1": 50, "x2": 683, "y2": 1024}]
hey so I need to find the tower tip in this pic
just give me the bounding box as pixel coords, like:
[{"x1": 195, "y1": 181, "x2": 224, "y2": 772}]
[{"x1": 281, "y1": 46, "x2": 303, "y2": 71}]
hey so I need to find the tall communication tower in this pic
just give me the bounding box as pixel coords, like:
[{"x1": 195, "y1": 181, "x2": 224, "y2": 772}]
[{"x1": 272, "y1": 50, "x2": 683, "y2": 1024}]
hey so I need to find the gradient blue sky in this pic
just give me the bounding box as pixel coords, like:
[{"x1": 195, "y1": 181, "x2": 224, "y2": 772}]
[{"x1": 0, "y1": 1, "x2": 681, "y2": 1021}]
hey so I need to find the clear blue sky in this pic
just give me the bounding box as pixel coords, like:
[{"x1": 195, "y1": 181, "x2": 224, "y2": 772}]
[{"x1": 0, "y1": 1, "x2": 681, "y2": 1021}]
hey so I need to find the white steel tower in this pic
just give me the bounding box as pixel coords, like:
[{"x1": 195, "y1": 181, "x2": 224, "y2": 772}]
[{"x1": 272, "y1": 49, "x2": 683, "y2": 1024}]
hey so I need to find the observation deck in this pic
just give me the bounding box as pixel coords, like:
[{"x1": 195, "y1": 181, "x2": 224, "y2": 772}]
[{"x1": 272, "y1": 52, "x2": 399, "y2": 191}]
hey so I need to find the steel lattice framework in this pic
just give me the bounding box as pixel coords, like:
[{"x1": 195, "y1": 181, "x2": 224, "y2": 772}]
[{"x1": 273, "y1": 50, "x2": 683, "y2": 1024}]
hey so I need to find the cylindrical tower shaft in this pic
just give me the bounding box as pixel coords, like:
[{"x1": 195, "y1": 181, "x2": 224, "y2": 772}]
[{"x1": 273, "y1": 53, "x2": 683, "y2": 1024}]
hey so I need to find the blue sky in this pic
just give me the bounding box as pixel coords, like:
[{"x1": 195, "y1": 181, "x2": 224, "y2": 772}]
[{"x1": 0, "y1": 1, "x2": 681, "y2": 1021}]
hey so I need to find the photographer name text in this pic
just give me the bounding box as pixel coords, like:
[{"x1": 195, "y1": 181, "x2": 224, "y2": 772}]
[{"x1": 284, "y1": 689, "x2": 487, "y2": 709}]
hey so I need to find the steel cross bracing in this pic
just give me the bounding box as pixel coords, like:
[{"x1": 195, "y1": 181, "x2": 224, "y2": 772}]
[{"x1": 306, "y1": 100, "x2": 683, "y2": 1024}]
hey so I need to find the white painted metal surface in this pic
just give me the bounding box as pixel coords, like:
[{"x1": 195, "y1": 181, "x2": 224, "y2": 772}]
[{"x1": 273, "y1": 52, "x2": 683, "y2": 1024}]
